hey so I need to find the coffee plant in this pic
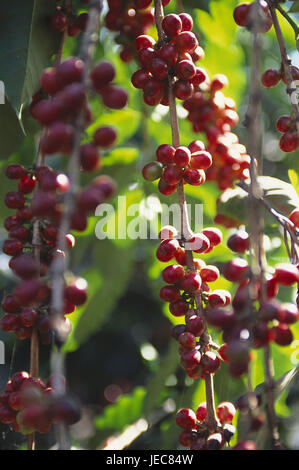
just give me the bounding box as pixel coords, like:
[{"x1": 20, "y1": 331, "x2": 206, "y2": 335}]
[{"x1": 0, "y1": 0, "x2": 298, "y2": 452}]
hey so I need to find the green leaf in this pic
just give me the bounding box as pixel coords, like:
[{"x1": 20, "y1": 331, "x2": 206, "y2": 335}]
[
  {"x1": 94, "y1": 387, "x2": 146, "y2": 432},
  {"x1": 288, "y1": 169, "x2": 299, "y2": 196},
  {"x1": 183, "y1": 0, "x2": 213, "y2": 12},
  {"x1": 0, "y1": 0, "x2": 59, "y2": 117},
  {"x1": 63, "y1": 240, "x2": 134, "y2": 352},
  {"x1": 103, "y1": 148, "x2": 139, "y2": 167},
  {"x1": 217, "y1": 176, "x2": 299, "y2": 226},
  {"x1": 0, "y1": 101, "x2": 25, "y2": 159},
  {"x1": 289, "y1": 1, "x2": 299, "y2": 13},
  {"x1": 143, "y1": 340, "x2": 179, "y2": 417}
]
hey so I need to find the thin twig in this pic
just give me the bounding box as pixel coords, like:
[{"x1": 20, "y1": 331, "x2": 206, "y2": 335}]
[
  {"x1": 275, "y1": 3, "x2": 299, "y2": 37},
  {"x1": 267, "y1": 2, "x2": 299, "y2": 136},
  {"x1": 246, "y1": 4, "x2": 280, "y2": 448},
  {"x1": 154, "y1": 0, "x2": 218, "y2": 434}
]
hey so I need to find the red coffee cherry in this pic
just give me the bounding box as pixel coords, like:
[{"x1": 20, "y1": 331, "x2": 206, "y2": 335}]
[
  {"x1": 158, "y1": 178, "x2": 176, "y2": 196},
  {"x1": 162, "y1": 14, "x2": 182, "y2": 37},
  {"x1": 261, "y1": 69, "x2": 281, "y2": 88},
  {"x1": 181, "y1": 349, "x2": 202, "y2": 370},
  {"x1": 157, "y1": 44, "x2": 179, "y2": 66},
  {"x1": 142, "y1": 162, "x2": 163, "y2": 182},
  {"x1": 178, "y1": 429, "x2": 195, "y2": 447},
  {"x1": 6, "y1": 165, "x2": 26, "y2": 180},
  {"x1": 93, "y1": 126, "x2": 117, "y2": 147},
  {"x1": 162, "y1": 165, "x2": 182, "y2": 185},
  {"x1": 174, "y1": 146, "x2": 191, "y2": 167},
  {"x1": 80, "y1": 144, "x2": 100, "y2": 171},
  {"x1": 273, "y1": 323, "x2": 293, "y2": 346},
  {"x1": 233, "y1": 4, "x2": 250, "y2": 27},
  {"x1": 190, "y1": 151, "x2": 212, "y2": 170},
  {"x1": 57, "y1": 58, "x2": 84, "y2": 87},
  {"x1": 206, "y1": 308, "x2": 235, "y2": 329},
  {"x1": 186, "y1": 315, "x2": 205, "y2": 337},
  {"x1": 159, "y1": 285, "x2": 180, "y2": 303},
  {"x1": 3, "y1": 239, "x2": 23, "y2": 256},
  {"x1": 275, "y1": 263, "x2": 299, "y2": 286},
  {"x1": 176, "y1": 408, "x2": 197, "y2": 430},
  {"x1": 135, "y1": 35, "x2": 155, "y2": 51},
  {"x1": 200, "y1": 351, "x2": 220, "y2": 374},
  {"x1": 156, "y1": 144, "x2": 175, "y2": 164},
  {"x1": 65, "y1": 278, "x2": 88, "y2": 306},
  {"x1": 223, "y1": 258, "x2": 248, "y2": 282},
  {"x1": 179, "y1": 332, "x2": 196, "y2": 349},
  {"x1": 202, "y1": 227, "x2": 222, "y2": 247},
  {"x1": 169, "y1": 299, "x2": 189, "y2": 317},
  {"x1": 19, "y1": 309, "x2": 38, "y2": 328},
  {"x1": 234, "y1": 441, "x2": 257, "y2": 450},
  {"x1": 227, "y1": 230, "x2": 250, "y2": 253},
  {"x1": 18, "y1": 175, "x2": 36, "y2": 194},
  {"x1": 195, "y1": 402, "x2": 207, "y2": 421},
  {"x1": 276, "y1": 115, "x2": 291, "y2": 133},
  {"x1": 183, "y1": 168, "x2": 205, "y2": 186},
  {"x1": 162, "y1": 264, "x2": 185, "y2": 284},
  {"x1": 218, "y1": 343, "x2": 229, "y2": 362},
  {"x1": 131, "y1": 69, "x2": 151, "y2": 89},
  {"x1": 179, "y1": 13, "x2": 193, "y2": 32},
  {"x1": 175, "y1": 31, "x2": 198, "y2": 54},
  {"x1": 101, "y1": 85, "x2": 128, "y2": 109},
  {"x1": 181, "y1": 272, "x2": 202, "y2": 293},
  {"x1": 279, "y1": 131, "x2": 299, "y2": 153},
  {"x1": 5, "y1": 192, "x2": 26, "y2": 210},
  {"x1": 2, "y1": 295, "x2": 21, "y2": 314},
  {"x1": 200, "y1": 266, "x2": 220, "y2": 283},
  {"x1": 156, "y1": 239, "x2": 180, "y2": 262},
  {"x1": 278, "y1": 303, "x2": 298, "y2": 325},
  {"x1": 216, "y1": 402, "x2": 236, "y2": 424},
  {"x1": 173, "y1": 79, "x2": 194, "y2": 100}
]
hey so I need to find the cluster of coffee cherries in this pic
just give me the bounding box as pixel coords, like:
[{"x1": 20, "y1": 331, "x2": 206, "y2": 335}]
[
  {"x1": 142, "y1": 140, "x2": 213, "y2": 195},
  {"x1": 1, "y1": 58, "x2": 126, "y2": 342},
  {"x1": 261, "y1": 68, "x2": 299, "y2": 153},
  {"x1": 205, "y1": 228, "x2": 298, "y2": 377},
  {"x1": 131, "y1": 12, "x2": 206, "y2": 105},
  {"x1": 182, "y1": 78, "x2": 251, "y2": 191},
  {"x1": 176, "y1": 401, "x2": 236, "y2": 450},
  {"x1": 105, "y1": 0, "x2": 160, "y2": 63},
  {"x1": 233, "y1": 1, "x2": 273, "y2": 33},
  {"x1": 2, "y1": 162, "x2": 88, "y2": 343},
  {"x1": 0, "y1": 372, "x2": 80, "y2": 435},
  {"x1": 155, "y1": 224, "x2": 233, "y2": 379},
  {"x1": 50, "y1": 0, "x2": 90, "y2": 37}
]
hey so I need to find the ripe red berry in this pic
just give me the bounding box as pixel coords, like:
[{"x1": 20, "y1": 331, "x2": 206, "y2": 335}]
[
  {"x1": 216, "y1": 402, "x2": 236, "y2": 424},
  {"x1": 261, "y1": 69, "x2": 281, "y2": 88},
  {"x1": 227, "y1": 230, "x2": 250, "y2": 253},
  {"x1": 80, "y1": 144, "x2": 100, "y2": 171},
  {"x1": 162, "y1": 264, "x2": 185, "y2": 284},
  {"x1": 186, "y1": 233, "x2": 210, "y2": 253},
  {"x1": 181, "y1": 349, "x2": 202, "y2": 370},
  {"x1": 181, "y1": 272, "x2": 202, "y2": 293},
  {"x1": 200, "y1": 265, "x2": 220, "y2": 283},
  {"x1": 2, "y1": 295, "x2": 21, "y2": 314},
  {"x1": 0, "y1": 314, "x2": 20, "y2": 332},
  {"x1": 179, "y1": 13, "x2": 193, "y2": 32},
  {"x1": 18, "y1": 175, "x2": 36, "y2": 194},
  {"x1": 276, "y1": 115, "x2": 291, "y2": 133},
  {"x1": 56, "y1": 58, "x2": 84, "y2": 88},
  {"x1": 163, "y1": 165, "x2": 182, "y2": 185},
  {"x1": 101, "y1": 85, "x2": 128, "y2": 109},
  {"x1": 157, "y1": 44, "x2": 178, "y2": 66},
  {"x1": 5, "y1": 165, "x2": 26, "y2": 180},
  {"x1": 169, "y1": 299, "x2": 189, "y2": 316},
  {"x1": 93, "y1": 126, "x2": 117, "y2": 147},
  {"x1": 223, "y1": 258, "x2": 248, "y2": 282},
  {"x1": 3, "y1": 239, "x2": 23, "y2": 256},
  {"x1": 156, "y1": 239, "x2": 180, "y2": 262},
  {"x1": 206, "y1": 308, "x2": 235, "y2": 329},
  {"x1": 175, "y1": 31, "x2": 198, "y2": 53},
  {"x1": 174, "y1": 146, "x2": 191, "y2": 167},
  {"x1": 275, "y1": 263, "x2": 299, "y2": 286},
  {"x1": 200, "y1": 351, "x2": 220, "y2": 374},
  {"x1": 5, "y1": 192, "x2": 26, "y2": 210},
  {"x1": 186, "y1": 314, "x2": 205, "y2": 337},
  {"x1": 65, "y1": 278, "x2": 88, "y2": 306},
  {"x1": 279, "y1": 131, "x2": 299, "y2": 153},
  {"x1": 176, "y1": 408, "x2": 197, "y2": 430},
  {"x1": 156, "y1": 144, "x2": 175, "y2": 164},
  {"x1": 273, "y1": 323, "x2": 293, "y2": 346},
  {"x1": 179, "y1": 332, "x2": 196, "y2": 349},
  {"x1": 233, "y1": 4, "x2": 250, "y2": 27},
  {"x1": 50, "y1": 11, "x2": 67, "y2": 32},
  {"x1": 159, "y1": 285, "x2": 180, "y2": 303},
  {"x1": 149, "y1": 57, "x2": 168, "y2": 80},
  {"x1": 19, "y1": 309, "x2": 38, "y2": 328},
  {"x1": 173, "y1": 79, "x2": 193, "y2": 100},
  {"x1": 162, "y1": 14, "x2": 182, "y2": 37}
]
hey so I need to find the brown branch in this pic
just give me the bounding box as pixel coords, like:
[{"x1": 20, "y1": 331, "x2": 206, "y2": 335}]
[
  {"x1": 246, "y1": 5, "x2": 280, "y2": 448},
  {"x1": 267, "y1": 2, "x2": 299, "y2": 136},
  {"x1": 49, "y1": 0, "x2": 103, "y2": 450},
  {"x1": 154, "y1": 0, "x2": 218, "y2": 434}
]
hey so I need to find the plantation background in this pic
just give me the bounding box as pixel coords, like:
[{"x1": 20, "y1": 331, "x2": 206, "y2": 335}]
[{"x1": 0, "y1": 0, "x2": 298, "y2": 450}]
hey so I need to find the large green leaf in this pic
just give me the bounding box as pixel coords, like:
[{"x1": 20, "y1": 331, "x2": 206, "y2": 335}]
[
  {"x1": 217, "y1": 176, "x2": 299, "y2": 225},
  {"x1": 0, "y1": 0, "x2": 59, "y2": 117},
  {"x1": 64, "y1": 239, "x2": 134, "y2": 352},
  {"x1": 0, "y1": 101, "x2": 26, "y2": 159}
]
